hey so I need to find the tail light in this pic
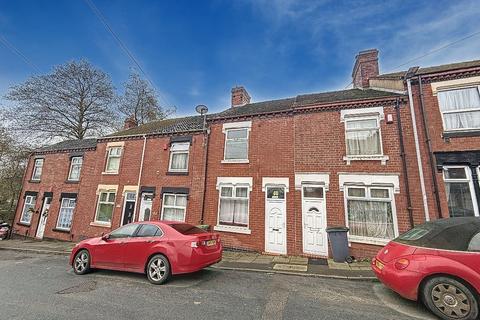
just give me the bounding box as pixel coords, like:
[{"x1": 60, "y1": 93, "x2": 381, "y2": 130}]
[{"x1": 394, "y1": 258, "x2": 410, "y2": 270}]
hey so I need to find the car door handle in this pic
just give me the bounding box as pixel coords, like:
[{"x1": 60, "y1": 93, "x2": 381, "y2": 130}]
[{"x1": 146, "y1": 240, "x2": 156, "y2": 243}]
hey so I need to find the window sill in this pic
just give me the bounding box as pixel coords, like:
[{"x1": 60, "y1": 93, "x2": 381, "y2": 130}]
[
  {"x1": 90, "y1": 222, "x2": 111, "y2": 228},
  {"x1": 348, "y1": 236, "x2": 391, "y2": 246},
  {"x1": 221, "y1": 160, "x2": 250, "y2": 164},
  {"x1": 166, "y1": 171, "x2": 189, "y2": 176},
  {"x1": 52, "y1": 228, "x2": 70, "y2": 234},
  {"x1": 65, "y1": 180, "x2": 80, "y2": 184},
  {"x1": 28, "y1": 180, "x2": 41, "y2": 184},
  {"x1": 101, "y1": 172, "x2": 118, "y2": 175},
  {"x1": 343, "y1": 155, "x2": 389, "y2": 165},
  {"x1": 443, "y1": 130, "x2": 480, "y2": 139},
  {"x1": 17, "y1": 222, "x2": 31, "y2": 227},
  {"x1": 213, "y1": 225, "x2": 251, "y2": 234}
]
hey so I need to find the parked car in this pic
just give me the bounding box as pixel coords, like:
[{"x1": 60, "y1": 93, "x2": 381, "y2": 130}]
[
  {"x1": 70, "y1": 221, "x2": 222, "y2": 284},
  {"x1": 372, "y1": 217, "x2": 480, "y2": 320},
  {"x1": 0, "y1": 222, "x2": 10, "y2": 240}
]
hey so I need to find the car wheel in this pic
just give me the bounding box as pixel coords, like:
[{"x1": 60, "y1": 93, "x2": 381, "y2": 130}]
[
  {"x1": 422, "y1": 276, "x2": 479, "y2": 320},
  {"x1": 146, "y1": 254, "x2": 171, "y2": 285},
  {"x1": 73, "y1": 249, "x2": 91, "y2": 275}
]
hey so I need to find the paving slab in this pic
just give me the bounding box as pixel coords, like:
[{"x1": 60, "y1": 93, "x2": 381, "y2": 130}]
[
  {"x1": 272, "y1": 256, "x2": 290, "y2": 263},
  {"x1": 289, "y1": 256, "x2": 308, "y2": 265},
  {"x1": 273, "y1": 264, "x2": 308, "y2": 272}
]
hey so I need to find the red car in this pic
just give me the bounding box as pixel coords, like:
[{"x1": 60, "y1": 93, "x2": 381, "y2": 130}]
[
  {"x1": 70, "y1": 221, "x2": 222, "y2": 284},
  {"x1": 372, "y1": 217, "x2": 480, "y2": 320}
]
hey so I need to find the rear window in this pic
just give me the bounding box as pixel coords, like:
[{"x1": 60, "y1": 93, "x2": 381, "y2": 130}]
[
  {"x1": 169, "y1": 223, "x2": 207, "y2": 235},
  {"x1": 396, "y1": 225, "x2": 433, "y2": 241}
]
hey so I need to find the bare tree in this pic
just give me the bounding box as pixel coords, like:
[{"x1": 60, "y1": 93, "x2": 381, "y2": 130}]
[
  {"x1": 5, "y1": 60, "x2": 116, "y2": 141},
  {"x1": 118, "y1": 72, "x2": 175, "y2": 125}
]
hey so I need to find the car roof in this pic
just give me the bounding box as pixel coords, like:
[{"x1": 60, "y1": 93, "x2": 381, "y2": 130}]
[{"x1": 395, "y1": 217, "x2": 480, "y2": 251}]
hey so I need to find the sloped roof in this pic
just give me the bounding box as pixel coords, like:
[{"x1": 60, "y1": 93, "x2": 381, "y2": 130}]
[
  {"x1": 213, "y1": 88, "x2": 401, "y2": 118},
  {"x1": 107, "y1": 115, "x2": 204, "y2": 138},
  {"x1": 35, "y1": 138, "x2": 97, "y2": 153},
  {"x1": 375, "y1": 59, "x2": 480, "y2": 80}
]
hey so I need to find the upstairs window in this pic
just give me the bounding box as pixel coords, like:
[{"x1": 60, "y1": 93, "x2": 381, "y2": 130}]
[
  {"x1": 56, "y1": 198, "x2": 76, "y2": 230},
  {"x1": 105, "y1": 147, "x2": 122, "y2": 173},
  {"x1": 68, "y1": 157, "x2": 83, "y2": 181},
  {"x1": 443, "y1": 166, "x2": 478, "y2": 217},
  {"x1": 32, "y1": 158, "x2": 44, "y2": 181},
  {"x1": 169, "y1": 142, "x2": 189, "y2": 172},
  {"x1": 437, "y1": 86, "x2": 480, "y2": 132},
  {"x1": 224, "y1": 128, "x2": 249, "y2": 161},
  {"x1": 345, "y1": 117, "x2": 382, "y2": 156}
]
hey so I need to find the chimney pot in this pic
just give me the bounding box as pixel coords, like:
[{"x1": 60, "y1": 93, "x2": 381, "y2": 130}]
[
  {"x1": 231, "y1": 86, "x2": 251, "y2": 107},
  {"x1": 352, "y1": 49, "x2": 379, "y2": 89},
  {"x1": 123, "y1": 116, "x2": 138, "y2": 130}
]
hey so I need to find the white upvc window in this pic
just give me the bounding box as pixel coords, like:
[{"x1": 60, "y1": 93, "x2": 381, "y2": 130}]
[
  {"x1": 68, "y1": 156, "x2": 83, "y2": 181},
  {"x1": 168, "y1": 142, "x2": 189, "y2": 172},
  {"x1": 32, "y1": 158, "x2": 44, "y2": 181},
  {"x1": 222, "y1": 121, "x2": 252, "y2": 163},
  {"x1": 344, "y1": 185, "x2": 398, "y2": 245},
  {"x1": 443, "y1": 166, "x2": 479, "y2": 217},
  {"x1": 94, "y1": 190, "x2": 116, "y2": 225},
  {"x1": 105, "y1": 147, "x2": 122, "y2": 173},
  {"x1": 56, "y1": 198, "x2": 76, "y2": 230},
  {"x1": 161, "y1": 193, "x2": 187, "y2": 221},
  {"x1": 218, "y1": 185, "x2": 250, "y2": 227},
  {"x1": 20, "y1": 195, "x2": 36, "y2": 224},
  {"x1": 437, "y1": 86, "x2": 480, "y2": 132}
]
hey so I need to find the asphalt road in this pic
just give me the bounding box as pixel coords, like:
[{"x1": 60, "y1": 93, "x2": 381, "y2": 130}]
[{"x1": 0, "y1": 250, "x2": 437, "y2": 320}]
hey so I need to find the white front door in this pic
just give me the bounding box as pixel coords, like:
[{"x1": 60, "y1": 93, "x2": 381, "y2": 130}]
[
  {"x1": 302, "y1": 185, "x2": 327, "y2": 256},
  {"x1": 265, "y1": 186, "x2": 287, "y2": 254},
  {"x1": 36, "y1": 197, "x2": 51, "y2": 239},
  {"x1": 138, "y1": 193, "x2": 153, "y2": 221}
]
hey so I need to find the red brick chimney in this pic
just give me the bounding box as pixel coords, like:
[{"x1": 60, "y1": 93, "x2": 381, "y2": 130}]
[
  {"x1": 352, "y1": 49, "x2": 379, "y2": 89},
  {"x1": 231, "y1": 86, "x2": 251, "y2": 107},
  {"x1": 123, "y1": 116, "x2": 138, "y2": 130}
]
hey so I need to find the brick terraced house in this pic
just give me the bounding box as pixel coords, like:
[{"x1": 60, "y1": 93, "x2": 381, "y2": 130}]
[{"x1": 13, "y1": 50, "x2": 480, "y2": 258}]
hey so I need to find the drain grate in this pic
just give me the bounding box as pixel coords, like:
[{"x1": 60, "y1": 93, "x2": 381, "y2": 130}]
[
  {"x1": 308, "y1": 258, "x2": 328, "y2": 265},
  {"x1": 56, "y1": 281, "x2": 97, "y2": 294}
]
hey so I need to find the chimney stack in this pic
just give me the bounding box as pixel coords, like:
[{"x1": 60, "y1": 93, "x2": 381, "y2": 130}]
[
  {"x1": 123, "y1": 116, "x2": 138, "y2": 130},
  {"x1": 352, "y1": 49, "x2": 379, "y2": 89},
  {"x1": 231, "y1": 86, "x2": 251, "y2": 107}
]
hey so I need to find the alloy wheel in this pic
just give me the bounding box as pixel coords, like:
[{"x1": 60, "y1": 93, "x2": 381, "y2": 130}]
[
  {"x1": 148, "y1": 258, "x2": 166, "y2": 282},
  {"x1": 74, "y1": 251, "x2": 89, "y2": 273},
  {"x1": 431, "y1": 283, "x2": 471, "y2": 319}
]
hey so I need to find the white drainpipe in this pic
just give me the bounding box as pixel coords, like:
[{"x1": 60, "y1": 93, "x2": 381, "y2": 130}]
[
  {"x1": 407, "y1": 79, "x2": 430, "y2": 222},
  {"x1": 134, "y1": 135, "x2": 147, "y2": 221}
]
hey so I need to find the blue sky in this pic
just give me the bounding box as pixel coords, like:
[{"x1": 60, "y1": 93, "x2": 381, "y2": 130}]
[{"x1": 1, "y1": 0, "x2": 480, "y2": 116}]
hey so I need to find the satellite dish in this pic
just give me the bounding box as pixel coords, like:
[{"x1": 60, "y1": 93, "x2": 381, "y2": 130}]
[{"x1": 195, "y1": 104, "x2": 208, "y2": 115}]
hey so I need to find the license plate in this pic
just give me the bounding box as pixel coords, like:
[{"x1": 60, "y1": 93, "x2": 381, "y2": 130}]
[
  {"x1": 206, "y1": 239, "x2": 216, "y2": 246},
  {"x1": 375, "y1": 260, "x2": 384, "y2": 270}
]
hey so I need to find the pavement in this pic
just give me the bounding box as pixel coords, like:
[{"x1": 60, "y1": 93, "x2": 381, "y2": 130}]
[
  {"x1": 0, "y1": 239, "x2": 375, "y2": 280},
  {"x1": 0, "y1": 250, "x2": 436, "y2": 320}
]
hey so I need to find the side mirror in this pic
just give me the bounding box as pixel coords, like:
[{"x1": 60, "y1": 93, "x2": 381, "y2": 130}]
[{"x1": 101, "y1": 234, "x2": 109, "y2": 241}]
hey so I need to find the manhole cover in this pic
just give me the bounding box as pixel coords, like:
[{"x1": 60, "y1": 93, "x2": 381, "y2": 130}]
[
  {"x1": 56, "y1": 281, "x2": 97, "y2": 294},
  {"x1": 273, "y1": 264, "x2": 307, "y2": 272}
]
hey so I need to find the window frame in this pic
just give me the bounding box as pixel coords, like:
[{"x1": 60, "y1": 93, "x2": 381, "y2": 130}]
[
  {"x1": 135, "y1": 224, "x2": 163, "y2": 237},
  {"x1": 168, "y1": 142, "x2": 190, "y2": 173},
  {"x1": 216, "y1": 184, "x2": 250, "y2": 229},
  {"x1": 31, "y1": 158, "x2": 44, "y2": 181},
  {"x1": 344, "y1": 115, "x2": 384, "y2": 157},
  {"x1": 56, "y1": 197, "x2": 76, "y2": 231},
  {"x1": 223, "y1": 127, "x2": 250, "y2": 163},
  {"x1": 105, "y1": 147, "x2": 122, "y2": 174},
  {"x1": 20, "y1": 195, "x2": 36, "y2": 224},
  {"x1": 442, "y1": 165, "x2": 479, "y2": 217},
  {"x1": 94, "y1": 190, "x2": 117, "y2": 225},
  {"x1": 343, "y1": 185, "x2": 398, "y2": 245},
  {"x1": 437, "y1": 85, "x2": 480, "y2": 133},
  {"x1": 161, "y1": 193, "x2": 188, "y2": 222},
  {"x1": 68, "y1": 156, "x2": 83, "y2": 181}
]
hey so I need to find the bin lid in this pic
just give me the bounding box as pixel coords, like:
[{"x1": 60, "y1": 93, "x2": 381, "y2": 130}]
[{"x1": 326, "y1": 226, "x2": 349, "y2": 233}]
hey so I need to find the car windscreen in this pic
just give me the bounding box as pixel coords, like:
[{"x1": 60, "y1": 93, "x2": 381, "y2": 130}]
[
  {"x1": 394, "y1": 218, "x2": 480, "y2": 251},
  {"x1": 169, "y1": 223, "x2": 207, "y2": 235}
]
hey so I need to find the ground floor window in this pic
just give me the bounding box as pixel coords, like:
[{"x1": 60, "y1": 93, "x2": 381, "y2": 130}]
[
  {"x1": 95, "y1": 190, "x2": 116, "y2": 224},
  {"x1": 345, "y1": 186, "x2": 395, "y2": 241},
  {"x1": 20, "y1": 194, "x2": 37, "y2": 224},
  {"x1": 218, "y1": 185, "x2": 249, "y2": 227},
  {"x1": 443, "y1": 166, "x2": 478, "y2": 217},
  {"x1": 56, "y1": 198, "x2": 76, "y2": 230},
  {"x1": 161, "y1": 193, "x2": 187, "y2": 221}
]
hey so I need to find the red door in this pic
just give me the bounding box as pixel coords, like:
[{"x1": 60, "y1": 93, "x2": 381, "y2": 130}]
[{"x1": 122, "y1": 224, "x2": 163, "y2": 272}]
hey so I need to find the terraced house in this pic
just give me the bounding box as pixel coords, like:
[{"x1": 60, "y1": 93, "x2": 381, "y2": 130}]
[{"x1": 13, "y1": 50, "x2": 480, "y2": 258}]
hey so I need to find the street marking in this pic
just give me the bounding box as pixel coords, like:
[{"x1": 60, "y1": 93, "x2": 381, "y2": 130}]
[{"x1": 273, "y1": 264, "x2": 307, "y2": 272}]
